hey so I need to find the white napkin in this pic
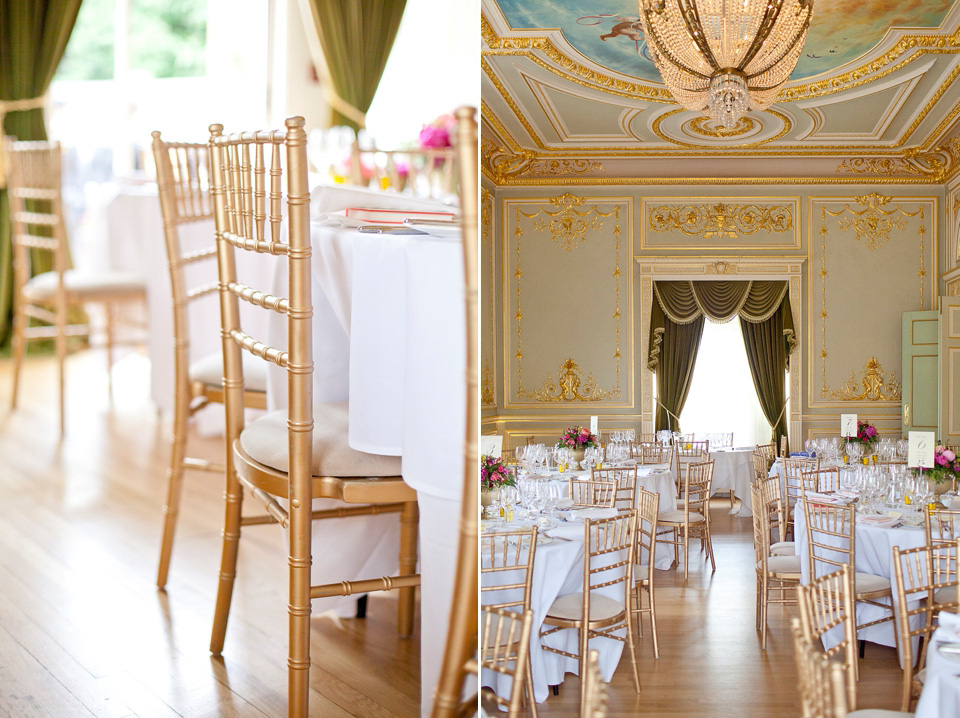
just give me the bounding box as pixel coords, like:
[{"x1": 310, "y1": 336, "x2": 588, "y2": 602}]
[
  {"x1": 938, "y1": 611, "x2": 960, "y2": 632},
  {"x1": 311, "y1": 184, "x2": 458, "y2": 220},
  {"x1": 555, "y1": 497, "x2": 574, "y2": 509},
  {"x1": 546, "y1": 523, "x2": 586, "y2": 541},
  {"x1": 570, "y1": 507, "x2": 619, "y2": 520},
  {"x1": 856, "y1": 514, "x2": 900, "y2": 529}
]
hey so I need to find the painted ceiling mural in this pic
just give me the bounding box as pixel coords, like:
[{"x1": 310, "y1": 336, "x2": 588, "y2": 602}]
[{"x1": 494, "y1": 0, "x2": 954, "y2": 82}]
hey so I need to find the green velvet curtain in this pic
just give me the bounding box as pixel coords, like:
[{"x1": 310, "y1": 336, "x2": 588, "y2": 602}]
[
  {"x1": 648, "y1": 280, "x2": 796, "y2": 437},
  {"x1": 650, "y1": 298, "x2": 704, "y2": 432},
  {"x1": 300, "y1": 0, "x2": 407, "y2": 132},
  {"x1": 741, "y1": 300, "x2": 794, "y2": 451},
  {"x1": 0, "y1": 0, "x2": 83, "y2": 345}
]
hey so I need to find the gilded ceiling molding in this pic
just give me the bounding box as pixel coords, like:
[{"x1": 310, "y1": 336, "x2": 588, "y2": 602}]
[
  {"x1": 483, "y1": 10, "x2": 960, "y2": 107},
  {"x1": 480, "y1": 139, "x2": 604, "y2": 184},
  {"x1": 648, "y1": 201, "x2": 793, "y2": 239},
  {"x1": 492, "y1": 175, "x2": 935, "y2": 187},
  {"x1": 688, "y1": 116, "x2": 757, "y2": 139},
  {"x1": 519, "y1": 358, "x2": 617, "y2": 402},
  {"x1": 481, "y1": 99, "x2": 521, "y2": 152},
  {"x1": 652, "y1": 108, "x2": 792, "y2": 148},
  {"x1": 482, "y1": 56, "x2": 547, "y2": 149},
  {"x1": 837, "y1": 139, "x2": 960, "y2": 183},
  {"x1": 830, "y1": 357, "x2": 902, "y2": 402},
  {"x1": 526, "y1": 158, "x2": 605, "y2": 177}
]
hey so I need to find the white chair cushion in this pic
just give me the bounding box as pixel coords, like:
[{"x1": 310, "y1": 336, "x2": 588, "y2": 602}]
[
  {"x1": 763, "y1": 554, "x2": 802, "y2": 573},
  {"x1": 633, "y1": 565, "x2": 649, "y2": 582},
  {"x1": 547, "y1": 592, "x2": 624, "y2": 622},
  {"x1": 239, "y1": 402, "x2": 402, "y2": 477},
  {"x1": 854, "y1": 571, "x2": 891, "y2": 594},
  {"x1": 658, "y1": 509, "x2": 705, "y2": 524},
  {"x1": 847, "y1": 710, "x2": 914, "y2": 716},
  {"x1": 935, "y1": 585, "x2": 958, "y2": 606},
  {"x1": 189, "y1": 351, "x2": 268, "y2": 392},
  {"x1": 770, "y1": 541, "x2": 795, "y2": 556},
  {"x1": 23, "y1": 269, "x2": 145, "y2": 301}
]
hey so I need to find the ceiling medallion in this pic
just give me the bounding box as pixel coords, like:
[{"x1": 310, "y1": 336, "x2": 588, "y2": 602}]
[
  {"x1": 638, "y1": 0, "x2": 814, "y2": 128},
  {"x1": 688, "y1": 116, "x2": 757, "y2": 139}
]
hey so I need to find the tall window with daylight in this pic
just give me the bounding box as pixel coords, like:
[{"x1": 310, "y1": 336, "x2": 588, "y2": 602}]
[{"x1": 677, "y1": 319, "x2": 780, "y2": 447}]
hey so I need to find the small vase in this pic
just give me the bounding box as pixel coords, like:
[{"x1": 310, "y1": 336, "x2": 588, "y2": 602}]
[
  {"x1": 569, "y1": 447, "x2": 586, "y2": 465},
  {"x1": 934, "y1": 480, "x2": 952, "y2": 497},
  {"x1": 481, "y1": 488, "x2": 498, "y2": 509}
]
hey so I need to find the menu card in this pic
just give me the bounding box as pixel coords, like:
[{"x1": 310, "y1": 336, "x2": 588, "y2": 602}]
[
  {"x1": 840, "y1": 414, "x2": 858, "y2": 438},
  {"x1": 907, "y1": 431, "x2": 935, "y2": 469},
  {"x1": 590, "y1": 415, "x2": 599, "y2": 435},
  {"x1": 480, "y1": 435, "x2": 503, "y2": 458}
]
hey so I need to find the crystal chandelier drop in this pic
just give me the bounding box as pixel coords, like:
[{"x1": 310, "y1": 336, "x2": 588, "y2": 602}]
[{"x1": 638, "y1": 0, "x2": 814, "y2": 129}]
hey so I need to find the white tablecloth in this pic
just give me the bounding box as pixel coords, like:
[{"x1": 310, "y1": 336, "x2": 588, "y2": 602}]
[
  {"x1": 267, "y1": 219, "x2": 465, "y2": 717},
  {"x1": 915, "y1": 617, "x2": 960, "y2": 718},
  {"x1": 480, "y1": 528, "x2": 628, "y2": 703},
  {"x1": 709, "y1": 448, "x2": 755, "y2": 517},
  {"x1": 794, "y1": 500, "x2": 927, "y2": 655}
]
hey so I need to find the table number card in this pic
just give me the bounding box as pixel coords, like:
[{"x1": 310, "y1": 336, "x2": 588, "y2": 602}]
[
  {"x1": 840, "y1": 414, "x2": 858, "y2": 438},
  {"x1": 908, "y1": 431, "x2": 936, "y2": 469},
  {"x1": 590, "y1": 415, "x2": 599, "y2": 436},
  {"x1": 480, "y1": 435, "x2": 503, "y2": 459}
]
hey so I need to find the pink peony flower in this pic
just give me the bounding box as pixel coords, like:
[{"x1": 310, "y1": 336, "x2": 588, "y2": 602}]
[{"x1": 944, "y1": 449, "x2": 956, "y2": 462}]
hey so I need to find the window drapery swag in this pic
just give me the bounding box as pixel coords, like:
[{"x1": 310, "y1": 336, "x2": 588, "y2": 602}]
[{"x1": 648, "y1": 280, "x2": 795, "y2": 447}]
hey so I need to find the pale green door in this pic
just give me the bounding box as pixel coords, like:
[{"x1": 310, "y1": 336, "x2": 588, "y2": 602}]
[
  {"x1": 940, "y1": 297, "x2": 960, "y2": 445},
  {"x1": 902, "y1": 310, "x2": 939, "y2": 437}
]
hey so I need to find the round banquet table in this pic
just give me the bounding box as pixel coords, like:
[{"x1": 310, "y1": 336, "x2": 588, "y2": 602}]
[
  {"x1": 915, "y1": 614, "x2": 960, "y2": 717},
  {"x1": 708, "y1": 448, "x2": 755, "y2": 517}
]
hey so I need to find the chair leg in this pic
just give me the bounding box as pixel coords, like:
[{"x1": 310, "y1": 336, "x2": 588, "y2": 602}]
[
  {"x1": 105, "y1": 302, "x2": 115, "y2": 402},
  {"x1": 648, "y1": 582, "x2": 660, "y2": 660},
  {"x1": 288, "y1": 482, "x2": 313, "y2": 718},
  {"x1": 156, "y1": 385, "x2": 191, "y2": 589},
  {"x1": 624, "y1": 607, "x2": 641, "y2": 693},
  {"x1": 397, "y1": 499, "x2": 419, "y2": 638},
  {"x1": 760, "y1": 575, "x2": 768, "y2": 650},
  {"x1": 10, "y1": 302, "x2": 26, "y2": 410},
  {"x1": 682, "y1": 525, "x2": 689, "y2": 580},
  {"x1": 526, "y1": 653, "x2": 539, "y2": 718},
  {"x1": 210, "y1": 467, "x2": 245, "y2": 655},
  {"x1": 56, "y1": 308, "x2": 67, "y2": 437},
  {"x1": 705, "y1": 524, "x2": 716, "y2": 572}
]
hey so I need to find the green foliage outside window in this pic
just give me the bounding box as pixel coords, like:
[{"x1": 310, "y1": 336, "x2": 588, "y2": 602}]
[{"x1": 56, "y1": 0, "x2": 206, "y2": 81}]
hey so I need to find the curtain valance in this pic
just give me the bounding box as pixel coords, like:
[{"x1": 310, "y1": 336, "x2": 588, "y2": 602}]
[{"x1": 649, "y1": 281, "x2": 796, "y2": 372}]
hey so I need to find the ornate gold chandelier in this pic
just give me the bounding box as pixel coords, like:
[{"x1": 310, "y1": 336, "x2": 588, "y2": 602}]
[{"x1": 638, "y1": 0, "x2": 814, "y2": 129}]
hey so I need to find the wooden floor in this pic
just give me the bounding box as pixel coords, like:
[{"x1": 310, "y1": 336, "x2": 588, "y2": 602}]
[
  {"x1": 532, "y1": 497, "x2": 907, "y2": 717},
  {"x1": 0, "y1": 350, "x2": 419, "y2": 718}
]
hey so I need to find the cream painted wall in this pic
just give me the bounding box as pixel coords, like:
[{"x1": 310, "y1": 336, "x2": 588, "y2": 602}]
[{"x1": 482, "y1": 182, "x2": 947, "y2": 452}]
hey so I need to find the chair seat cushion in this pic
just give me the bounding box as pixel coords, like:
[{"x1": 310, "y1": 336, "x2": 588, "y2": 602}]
[
  {"x1": 546, "y1": 592, "x2": 624, "y2": 622},
  {"x1": 239, "y1": 402, "x2": 402, "y2": 477},
  {"x1": 771, "y1": 541, "x2": 795, "y2": 556},
  {"x1": 633, "y1": 564, "x2": 649, "y2": 582},
  {"x1": 658, "y1": 509, "x2": 705, "y2": 524},
  {"x1": 189, "y1": 351, "x2": 268, "y2": 392},
  {"x1": 763, "y1": 554, "x2": 802, "y2": 574},
  {"x1": 854, "y1": 571, "x2": 891, "y2": 594},
  {"x1": 935, "y1": 585, "x2": 958, "y2": 606},
  {"x1": 23, "y1": 269, "x2": 145, "y2": 301}
]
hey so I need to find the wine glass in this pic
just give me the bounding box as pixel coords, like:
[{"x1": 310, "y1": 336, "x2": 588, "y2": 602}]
[{"x1": 845, "y1": 441, "x2": 862, "y2": 464}]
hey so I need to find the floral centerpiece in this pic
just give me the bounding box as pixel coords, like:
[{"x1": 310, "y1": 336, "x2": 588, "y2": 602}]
[
  {"x1": 480, "y1": 454, "x2": 515, "y2": 508},
  {"x1": 845, "y1": 420, "x2": 879, "y2": 454},
  {"x1": 918, "y1": 445, "x2": 960, "y2": 488},
  {"x1": 419, "y1": 113, "x2": 456, "y2": 150},
  {"x1": 556, "y1": 426, "x2": 600, "y2": 451}
]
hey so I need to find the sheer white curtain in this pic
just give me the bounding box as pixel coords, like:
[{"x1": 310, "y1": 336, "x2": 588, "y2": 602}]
[{"x1": 678, "y1": 318, "x2": 772, "y2": 446}]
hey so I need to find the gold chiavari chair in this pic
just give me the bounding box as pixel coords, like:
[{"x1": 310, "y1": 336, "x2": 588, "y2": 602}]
[
  {"x1": 632, "y1": 441, "x2": 672, "y2": 465},
  {"x1": 479, "y1": 607, "x2": 536, "y2": 718},
  {"x1": 580, "y1": 650, "x2": 609, "y2": 718},
  {"x1": 430, "y1": 105, "x2": 480, "y2": 718},
  {"x1": 541, "y1": 511, "x2": 641, "y2": 695},
  {"x1": 783, "y1": 457, "x2": 819, "y2": 538},
  {"x1": 926, "y1": 505, "x2": 960, "y2": 547},
  {"x1": 656, "y1": 460, "x2": 715, "y2": 579},
  {"x1": 150, "y1": 132, "x2": 269, "y2": 589},
  {"x1": 751, "y1": 480, "x2": 801, "y2": 649},
  {"x1": 780, "y1": 434, "x2": 788, "y2": 457},
  {"x1": 701, "y1": 432, "x2": 733, "y2": 448},
  {"x1": 752, "y1": 450, "x2": 769, "y2": 482},
  {"x1": 593, "y1": 466, "x2": 637, "y2": 511},
  {"x1": 755, "y1": 442, "x2": 777, "y2": 471},
  {"x1": 569, "y1": 478, "x2": 617, "y2": 508},
  {"x1": 893, "y1": 540, "x2": 960, "y2": 711},
  {"x1": 6, "y1": 138, "x2": 147, "y2": 435},
  {"x1": 801, "y1": 467, "x2": 842, "y2": 496},
  {"x1": 631, "y1": 487, "x2": 661, "y2": 658},
  {"x1": 757, "y1": 475, "x2": 795, "y2": 557},
  {"x1": 480, "y1": 528, "x2": 539, "y2": 718},
  {"x1": 206, "y1": 118, "x2": 419, "y2": 717},
  {"x1": 797, "y1": 564, "x2": 858, "y2": 708},
  {"x1": 803, "y1": 501, "x2": 896, "y2": 650},
  {"x1": 674, "y1": 439, "x2": 709, "y2": 488}
]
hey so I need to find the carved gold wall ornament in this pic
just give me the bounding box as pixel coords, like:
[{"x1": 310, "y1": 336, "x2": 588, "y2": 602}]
[
  {"x1": 481, "y1": 188, "x2": 496, "y2": 409},
  {"x1": 837, "y1": 139, "x2": 960, "y2": 183},
  {"x1": 520, "y1": 358, "x2": 616, "y2": 402},
  {"x1": 481, "y1": 362, "x2": 496, "y2": 406},
  {"x1": 481, "y1": 138, "x2": 537, "y2": 184},
  {"x1": 648, "y1": 202, "x2": 793, "y2": 239},
  {"x1": 517, "y1": 193, "x2": 619, "y2": 252},
  {"x1": 526, "y1": 158, "x2": 605, "y2": 177},
  {"x1": 830, "y1": 357, "x2": 903, "y2": 401}
]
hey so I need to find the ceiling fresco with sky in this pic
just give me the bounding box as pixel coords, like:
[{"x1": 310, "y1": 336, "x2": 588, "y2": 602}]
[{"x1": 493, "y1": 0, "x2": 955, "y2": 82}]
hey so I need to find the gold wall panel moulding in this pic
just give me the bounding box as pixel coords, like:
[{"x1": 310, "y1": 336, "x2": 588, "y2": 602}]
[
  {"x1": 481, "y1": 187, "x2": 496, "y2": 409},
  {"x1": 505, "y1": 195, "x2": 633, "y2": 409},
  {"x1": 518, "y1": 358, "x2": 616, "y2": 402},
  {"x1": 481, "y1": 362, "x2": 496, "y2": 407},
  {"x1": 517, "y1": 192, "x2": 619, "y2": 252},
  {"x1": 648, "y1": 200, "x2": 793, "y2": 239},
  {"x1": 837, "y1": 138, "x2": 960, "y2": 183},
  {"x1": 830, "y1": 356, "x2": 903, "y2": 402},
  {"x1": 943, "y1": 267, "x2": 960, "y2": 297},
  {"x1": 635, "y1": 256, "x2": 804, "y2": 277}
]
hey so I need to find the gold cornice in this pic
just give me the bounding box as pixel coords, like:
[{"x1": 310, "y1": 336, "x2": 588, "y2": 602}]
[
  {"x1": 482, "y1": 10, "x2": 960, "y2": 107},
  {"x1": 482, "y1": 56, "x2": 547, "y2": 150},
  {"x1": 838, "y1": 138, "x2": 960, "y2": 183},
  {"x1": 494, "y1": 175, "x2": 939, "y2": 187},
  {"x1": 481, "y1": 138, "x2": 604, "y2": 184},
  {"x1": 481, "y1": 99, "x2": 521, "y2": 152}
]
